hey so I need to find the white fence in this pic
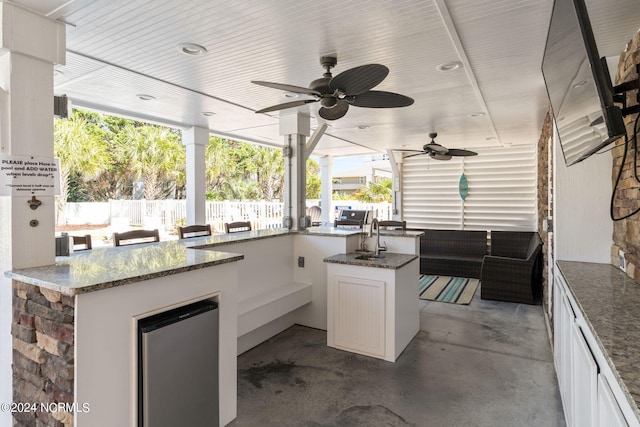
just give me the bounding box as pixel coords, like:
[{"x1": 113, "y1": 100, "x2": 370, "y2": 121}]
[{"x1": 64, "y1": 199, "x2": 392, "y2": 232}]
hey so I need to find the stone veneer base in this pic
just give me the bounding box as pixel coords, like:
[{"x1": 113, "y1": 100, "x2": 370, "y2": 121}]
[{"x1": 12, "y1": 280, "x2": 75, "y2": 427}]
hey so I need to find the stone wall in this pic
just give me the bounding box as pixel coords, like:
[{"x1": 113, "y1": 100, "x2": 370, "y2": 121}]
[
  {"x1": 537, "y1": 108, "x2": 554, "y2": 311},
  {"x1": 611, "y1": 30, "x2": 640, "y2": 284},
  {"x1": 12, "y1": 280, "x2": 75, "y2": 427}
]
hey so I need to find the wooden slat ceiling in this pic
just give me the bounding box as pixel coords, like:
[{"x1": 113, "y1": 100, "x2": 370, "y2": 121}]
[{"x1": 10, "y1": 0, "x2": 640, "y2": 156}]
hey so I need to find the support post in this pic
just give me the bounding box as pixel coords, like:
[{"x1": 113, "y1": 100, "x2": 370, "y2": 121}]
[
  {"x1": 280, "y1": 112, "x2": 310, "y2": 230},
  {"x1": 183, "y1": 126, "x2": 209, "y2": 225},
  {"x1": 319, "y1": 155, "x2": 333, "y2": 226},
  {"x1": 387, "y1": 150, "x2": 403, "y2": 220},
  {"x1": 0, "y1": 3, "x2": 66, "y2": 425}
]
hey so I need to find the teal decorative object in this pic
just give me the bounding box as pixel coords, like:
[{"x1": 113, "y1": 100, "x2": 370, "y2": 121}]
[{"x1": 459, "y1": 173, "x2": 469, "y2": 200}]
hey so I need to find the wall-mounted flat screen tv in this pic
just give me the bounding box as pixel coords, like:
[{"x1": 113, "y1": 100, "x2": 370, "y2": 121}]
[{"x1": 542, "y1": 0, "x2": 626, "y2": 166}]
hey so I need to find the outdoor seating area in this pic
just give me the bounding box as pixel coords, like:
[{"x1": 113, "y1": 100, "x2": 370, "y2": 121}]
[{"x1": 417, "y1": 229, "x2": 544, "y2": 305}]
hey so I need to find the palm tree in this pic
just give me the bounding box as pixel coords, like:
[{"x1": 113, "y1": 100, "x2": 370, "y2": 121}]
[
  {"x1": 116, "y1": 124, "x2": 185, "y2": 200},
  {"x1": 306, "y1": 158, "x2": 321, "y2": 199},
  {"x1": 54, "y1": 113, "x2": 110, "y2": 224},
  {"x1": 354, "y1": 178, "x2": 393, "y2": 202},
  {"x1": 205, "y1": 137, "x2": 237, "y2": 197}
]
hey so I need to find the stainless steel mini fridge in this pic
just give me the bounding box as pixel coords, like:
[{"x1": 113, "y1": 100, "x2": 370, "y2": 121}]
[{"x1": 138, "y1": 299, "x2": 219, "y2": 427}]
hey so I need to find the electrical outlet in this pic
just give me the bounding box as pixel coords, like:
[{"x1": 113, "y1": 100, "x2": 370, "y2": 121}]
[
  {"x1": 298, "y1": 256, "x2": 305, "y2": 268},
  {"x1": 618, "y1": 250, "x2": 627, "y2": 272}
]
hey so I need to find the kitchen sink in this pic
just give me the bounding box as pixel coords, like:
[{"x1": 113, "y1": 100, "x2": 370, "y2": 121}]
[{"x1": 354, "y1": 254, "x2": 385, "y2": 261}]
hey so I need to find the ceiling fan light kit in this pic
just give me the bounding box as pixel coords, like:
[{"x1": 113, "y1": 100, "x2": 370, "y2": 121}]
[{"x1": 252, "y1": 56, "x2": 414, "y2": 120}]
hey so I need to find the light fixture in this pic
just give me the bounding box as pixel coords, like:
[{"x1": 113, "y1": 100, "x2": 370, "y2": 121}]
[
  {"x1": 177, "y1": 43, "x2": 207, "y2": 56},
  {"x1": 136, "y1": 94, "x2": 155, "y2": 101},
  {"x1": 436, "y1": 61, "x2": 463, "y2": 72},
  {"x1": 468, "y1": 112, "x2": 485, "y2": 118},
  {"x1": 283, "y1": 92, "x2": 299, "y2": 98},
  {"x1": 357, "y1": 124, "x2": 370, "y2": 130},
  {"x1": 202, "y1": 111, "x2": 215, "y2": 117}
]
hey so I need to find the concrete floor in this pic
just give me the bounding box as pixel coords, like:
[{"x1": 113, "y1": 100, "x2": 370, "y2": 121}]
[{"x1": 230, "y1": 289, "x2": 566, "y2": 426}]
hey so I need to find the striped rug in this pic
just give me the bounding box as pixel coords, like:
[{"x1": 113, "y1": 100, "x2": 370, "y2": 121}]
[{"x1": 419, "y1": 275, "x2": 479, "y2": 305}]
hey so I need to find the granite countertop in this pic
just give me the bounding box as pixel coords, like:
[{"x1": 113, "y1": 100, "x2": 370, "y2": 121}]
[
  {"x1": 303, "y1": 226, "x2": 423, "y2": 238},
  {"x1": 293, "y1": 226, "x2": 362, "y2": 237},
  {"x1": 556, "y1": 260, "x2": 640, "y2": 420},
  {"x1": 3, "y1": 227, "x2": 352, "y2": 296},
  {"x1": 323, "y1": 252, "x2": 418, "y2": 270},
  {"x1": 5, "y1": 227, "x2": 417, "y2": 296},
  {"x1": 184, "y1": 228, "x2": 296, "y2": 248},
  {"x1": 5, "y1": 240, "x2": 245, "y2": 296}
]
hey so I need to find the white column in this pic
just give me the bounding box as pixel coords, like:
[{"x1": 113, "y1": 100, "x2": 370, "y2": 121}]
[
  {"x1": 387, "y1": 150, "x2": 403, "y2": 220},
  {"x1": 280, "y1": 112, "x2": 310, "y2": 230},
  {"x1": 319, "y1": 155, "x2": 333, "y2": 226},
  {"x1": 0, "y1": 3, "x2": 66, "y2": 424},
  {"x1": 182, "y1": 126, "x2": 208, "y2": 225}
]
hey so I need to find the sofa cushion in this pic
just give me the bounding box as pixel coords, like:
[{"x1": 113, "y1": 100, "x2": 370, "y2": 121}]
[
  {"x1": 421, "y1": 230, "x2": 487, "y2": 257},
  {"x1": 490, "y1": 231, "x2": 537, "y2": 259}
]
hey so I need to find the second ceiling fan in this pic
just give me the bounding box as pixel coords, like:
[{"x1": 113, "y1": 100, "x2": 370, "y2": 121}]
[
  {"x1": 252, "y1": 56, "x2": 414, "y2": 120},
  {"x1": 400, "y1": 133, "x2": 478, "y2": 160}
]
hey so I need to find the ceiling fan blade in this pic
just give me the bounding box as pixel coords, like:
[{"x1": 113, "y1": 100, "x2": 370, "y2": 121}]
[
  {"x1": 447, "y1": 149, "x2": 478, "y2": 157},
  {"x1": 255, "y1": 99, "x2": 317, "y2": 114},
  {"x1": 350, "y1": 90, "x2": 414, "y2": 108},
  {"x1": 251, "y1": 81, "x2": 321, "y2": 96},
  {"x1": 318, "y1": 99, "x2": 349, "y2": 120},
  {"x1": 395, "y1": 149, "x2": 425, "y2": 153},
  {"x1": 329, "y1": 64, "x2": 388, "y2": 95},
  {"x1": 403, "y1": 152, "x2": 426, "y2": 159},
  {"x1": 431, "y1": 153, "x2": 452, "y2": 161}
]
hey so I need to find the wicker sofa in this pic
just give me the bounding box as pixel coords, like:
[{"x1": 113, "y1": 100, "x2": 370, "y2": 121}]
[
  {"x1": 480, "y1": 231, "x2": 543, "y2": 304},
  {"x1": 420, "y1": 230, "x2": 488, "y2": 278}
]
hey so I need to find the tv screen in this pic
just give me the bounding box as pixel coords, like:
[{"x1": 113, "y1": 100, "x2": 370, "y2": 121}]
[{"x1": 542, "y1": 0, "x2": 626, "y2": 166}]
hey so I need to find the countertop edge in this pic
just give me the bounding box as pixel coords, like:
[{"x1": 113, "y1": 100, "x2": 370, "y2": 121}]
[
  {"x1": 6, "y1": 253, "x2": 244, "y2": 296},
  {"x1": 556, "y1": 260, "x2": 640, "y2": 422},
  {"x1": 323, "y1": 252, "x2": 418, "y2": 270}
]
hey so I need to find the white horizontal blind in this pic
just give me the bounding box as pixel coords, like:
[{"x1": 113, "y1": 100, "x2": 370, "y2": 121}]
[
  {"x1": 463, "y1": 145, "x2": 537, "y2": 230},
  {"x1": 402, "y1": 145, "x2": 537, "y2": 231},
  {"x1": 402, "y1": 155, "x2": 464, "y2": 229}
]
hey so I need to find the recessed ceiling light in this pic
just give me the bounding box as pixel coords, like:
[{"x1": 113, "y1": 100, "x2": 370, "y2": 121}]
[
  {"x1": 137, "y1": 94, "x2": 155, "y2": 101},
  {"x1": 357, "y1": 125, "x2": 370, "y2": 130},
  {"x1": 178, "y1": 43, "x2": 207, "y2": 56},
  {"x1": 468, "y1": 112, "x2": 485, "y2": 118},
  {"x1": 485, "y1": 136, "x2": 496, "y2": 141},
  {"x1": 436, "y1": 61, "x2": 463, "y2": 72},
  {"x1": 283, "y1": 92, "x2": 299, "y2": 98},
  {"x1": 202, "y1": 111, "x2": 215, "y2": 117}
]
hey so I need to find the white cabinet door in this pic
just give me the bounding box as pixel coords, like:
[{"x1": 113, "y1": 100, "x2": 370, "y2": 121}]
[
  {"x1": 598, "y1": 374, "x2": 628, "y2": 427},
  {"x1": 571, "y1": 321, "x2": 598, "y2": 427},
  {"x1": 331, "y1": 275, "x2": 386, "y2": 357},
  {"x1": 559, "y1": 291, "x2": 575, "y2": 425},
  {"x1": 553, "y1": 278, "x2": 563, "y2": 383}
]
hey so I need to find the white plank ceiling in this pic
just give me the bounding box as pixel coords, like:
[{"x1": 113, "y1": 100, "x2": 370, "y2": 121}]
[{"x1": 9, "y1": 0, "x2": 640, "y2": 157}]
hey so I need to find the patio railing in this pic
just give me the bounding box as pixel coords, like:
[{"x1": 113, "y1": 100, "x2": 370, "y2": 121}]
[{"x1": 64, "y1": 199, "x2": 392, "y2": 233}]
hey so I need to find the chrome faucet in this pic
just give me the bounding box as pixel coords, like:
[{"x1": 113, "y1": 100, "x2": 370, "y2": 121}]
[{"x1": 369, "y1": 218, "x2": 388, "y2": 257}]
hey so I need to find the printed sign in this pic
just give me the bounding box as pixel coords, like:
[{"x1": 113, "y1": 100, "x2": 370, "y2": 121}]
[{"x1": 0, "y1": 155, "x2": 61, "y2": 196}]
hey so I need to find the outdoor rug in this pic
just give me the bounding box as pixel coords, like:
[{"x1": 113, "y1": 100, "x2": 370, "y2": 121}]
[{"x1": 419, "y1": 275, "x2": 479, "y2": 305}]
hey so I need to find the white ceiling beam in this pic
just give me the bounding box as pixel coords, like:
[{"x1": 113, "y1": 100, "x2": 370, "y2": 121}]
[{"x1": 433, "y1": 0, "x2": 501, "y2": 145}]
